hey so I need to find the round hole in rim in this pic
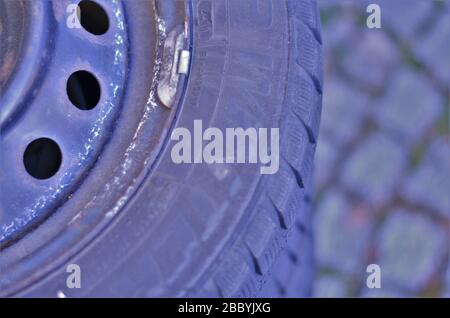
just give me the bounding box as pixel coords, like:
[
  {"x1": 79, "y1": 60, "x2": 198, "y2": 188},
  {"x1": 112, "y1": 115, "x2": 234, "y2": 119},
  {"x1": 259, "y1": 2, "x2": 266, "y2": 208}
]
[
  {"x1": 77, "y1": 0, "x2": 109, "y2": 35},
  {"x1": 23, "y1": 138, "x2": 62, "y2": 180},
  {"x1": 67, "y1": 70, "x2": 101, "y2": 110}
]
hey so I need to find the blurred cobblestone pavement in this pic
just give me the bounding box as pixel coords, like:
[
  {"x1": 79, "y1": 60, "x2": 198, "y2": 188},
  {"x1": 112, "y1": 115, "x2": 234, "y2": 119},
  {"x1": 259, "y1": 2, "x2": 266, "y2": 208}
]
[{"x1": 313, "y1": 0, "x2": 449, "y2": 297}]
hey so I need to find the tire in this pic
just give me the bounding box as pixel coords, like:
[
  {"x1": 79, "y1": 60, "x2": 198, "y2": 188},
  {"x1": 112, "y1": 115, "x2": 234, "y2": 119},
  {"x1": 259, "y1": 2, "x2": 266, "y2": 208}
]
[
  {"x1": 0, "y1": 0, "x2": 322, "y2": 297},
  {"x1": 260, "y1": 196, "x2": 315, "y2": 297}
]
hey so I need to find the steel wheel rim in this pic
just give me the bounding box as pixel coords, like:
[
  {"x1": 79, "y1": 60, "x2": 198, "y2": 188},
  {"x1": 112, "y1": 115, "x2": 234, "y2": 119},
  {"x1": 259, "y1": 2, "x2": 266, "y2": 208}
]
[{"x1": 0, "y1": 0, "x2": 191, "y2": 296}]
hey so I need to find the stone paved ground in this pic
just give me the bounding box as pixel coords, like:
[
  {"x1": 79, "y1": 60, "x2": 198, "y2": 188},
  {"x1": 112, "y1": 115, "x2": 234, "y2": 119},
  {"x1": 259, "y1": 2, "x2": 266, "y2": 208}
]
[{"x1": 313, "y1": 0, "x2": 449, "y2": 297}]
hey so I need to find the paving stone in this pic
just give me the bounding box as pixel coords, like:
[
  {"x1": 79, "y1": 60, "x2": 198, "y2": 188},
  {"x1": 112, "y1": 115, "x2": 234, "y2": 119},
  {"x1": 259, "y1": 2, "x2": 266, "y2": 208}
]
[
  {"x1": 426, "y1": 136, "x2": 450, "y2": 163},
  {"x1": 376, "y1": 209, "x2": 448, "y2": 292},
  {"x1": 319, "y1": 0, "x2": 362, "y2": 12},
  {"x1": 321, "y1": 5, "x2": 360, "y2": 52},
  {"x1": 315, "y1": 190, "x2": 373, "y2": 274},
  {"x1": 313, "y1": 275, "x2": 348, "y2": 297},
  {"x1": 445, "y1": 262, "x2": 450, "y2": 297},
  {"x1": 403, "y1": 138, "x2": 450, "y2": 218},
  {"x1": 360, "y1": 286, "x2": 408, "y2": 298},
  {"x1": 313, "y1": 1, "x2": 447, "y2": 298},
  {"x1": 416, "y1": 15, "x2": 450, "y2": 85},
  {"x1": 374, "y1": 69, "x2": 443, "y2": 145},
  {"x1": 343, "y1": 30, "x2": 400, "y2": 89},
  {"x1": 314, "y1": 134, "x2": 340, "y2": 189},
  {"x1": 341, "y1": 133, "x2": 406, "y2": 205},
  {"x1": 379, "y1": 0, "x2": 434, "y2": 42},
  {"x1": 321, "y1": 78, "x2": 369, "y2": 146}
]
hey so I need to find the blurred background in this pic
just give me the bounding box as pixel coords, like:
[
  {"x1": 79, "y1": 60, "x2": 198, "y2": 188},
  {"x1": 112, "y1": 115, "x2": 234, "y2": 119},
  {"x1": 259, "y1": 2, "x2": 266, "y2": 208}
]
[{"x1": 313, "y1": 0, "x2": 449, "y2": 297}]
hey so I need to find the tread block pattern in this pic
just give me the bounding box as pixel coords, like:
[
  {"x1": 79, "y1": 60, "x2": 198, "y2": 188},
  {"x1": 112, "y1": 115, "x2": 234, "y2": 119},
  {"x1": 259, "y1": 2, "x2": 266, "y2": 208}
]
[
  {"x1": 293, "y1": 18, "x2": 323, "y2": 93},
  {"x1": 197, "y1": 0, "x2": 322, "y2": 297},
  {"x1": 288, "y1": 67, "x2": 323, "y2": 143},
  {"x1": 214, "y1": 248, "x2": 251, "y2": 297},
  {"x1": 269, "y1": 163, "x2": 305, "y2": 230},
  {"x1": 283, "y1": 120, "x2": 315, "y2": 187},
  {"x1": 253, "y1": 0, "x2": 322, "y2": 297},
  {"x1": 244, "y1": 213, "x2": 285, "y2": 275},
  {"x1": 291, "y1": 0, "x2": 322, "y2": 44}
]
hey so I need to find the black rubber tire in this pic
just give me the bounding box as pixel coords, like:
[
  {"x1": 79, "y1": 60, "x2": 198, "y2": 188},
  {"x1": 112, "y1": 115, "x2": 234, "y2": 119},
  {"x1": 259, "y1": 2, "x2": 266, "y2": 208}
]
[{"x1": 15, "y1": 0, "x2": 322, "y2": 297}]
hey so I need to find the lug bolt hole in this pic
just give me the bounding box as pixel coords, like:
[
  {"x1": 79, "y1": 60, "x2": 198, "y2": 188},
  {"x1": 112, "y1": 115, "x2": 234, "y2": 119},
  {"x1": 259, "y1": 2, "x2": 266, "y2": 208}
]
[
  {"x1": 67, "y1": 70, "x2": 101, "y2": 110},
  {"x1": 78, "y1": 0, "x2": 109, "y2": 35},
  {"x1": 24, "y1": 138, "x2": 62, "y2": 180}
]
